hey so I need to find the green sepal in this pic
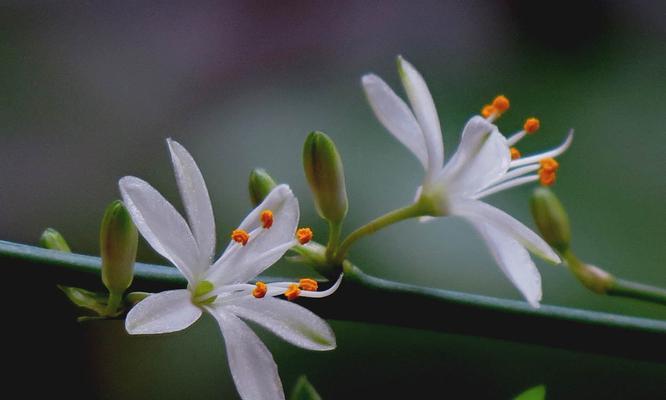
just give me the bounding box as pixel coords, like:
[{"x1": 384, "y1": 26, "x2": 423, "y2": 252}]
[
  {"x1": 288, "y1": 375, "x2": 322, "y2": 400},
  {"x1": 57, "y1": 285, "x2": 109, "y2": 316},
  {"x1": 39, "y1": 228, "x2": 71, "y2": 252}
]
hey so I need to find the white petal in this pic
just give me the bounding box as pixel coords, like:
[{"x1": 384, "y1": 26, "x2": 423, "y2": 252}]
[
  {"x1": 209, "y1": 185, "x2": 299, "y2": 285},
  {"x1": 167, "y1": 139, "x2": 216, "y2": 263},
  {"x1": 222, "y1": 297, "x2": 336, "y2": 351},
  {"x1": 125, "y1": 289, "x2": 202, "y2": 334},
  {"x1": 451, "y1": 199, "x2": 560, "y2": 263},
  {"x1": 398, "y1": 56, "x2": 444, "y2": 174},
  {"x1": 119, "y1": 176, "x2": 202, "y2": 283},
  {"x1": 467, "y1": 220, "x2": 542, "y2": 307},
  {"x1": 438, "y1": 116, "x2": 507, "y2": 195},
  {"x1": 362, "y1": 74, "x2": 428, "y2": 170},
  {"x1": 208, "y1": 308, "x2": 285, "y2": 400},
  {"x1": 509, "y1": 130, "x2": 574, "y2": 168}
]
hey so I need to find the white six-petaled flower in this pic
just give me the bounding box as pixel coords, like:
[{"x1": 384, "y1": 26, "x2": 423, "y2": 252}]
[
  {"x1": 362, "y1": 56, "x2": 574, "y2": 307},
  {"x1": 119, "y1": 139, "x2": 341, "y2": 400}
]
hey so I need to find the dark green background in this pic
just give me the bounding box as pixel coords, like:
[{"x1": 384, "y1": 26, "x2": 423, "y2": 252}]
[{"x1": 1, "y1": 1, "x2": 664, "y2": 398}]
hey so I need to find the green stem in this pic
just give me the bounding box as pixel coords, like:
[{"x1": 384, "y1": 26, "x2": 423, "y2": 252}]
[
  {"x1": 325, "y1": 221, "x2": 342, "y2": 262},
  {"x1": 333, "y1": 203, "x2": 423, "y2": 263},
  {"x1": 2, "y1": 240, "x2": 666, "y2": 361},
  {"x1": 609, "y1": 279, "x2": 666, "y2": 306},
  {"x1": 104, "y1": 291, "x2": 123, "y2": 317}
]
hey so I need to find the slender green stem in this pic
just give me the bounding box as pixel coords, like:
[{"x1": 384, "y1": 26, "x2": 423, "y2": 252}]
[
  {"x1": 609, "y1": 279, "x2": 666, "y2": 306},
  {"x1": 2, "y1": 240, "x2": 666, "y2": 361},
  {"x1": 325, "y1": 221, "x2": 342, "y2": 261},
  {"x1": 104, "y1": 291, "x2": 123, "y2": 316},
  {"x1": 333, "y1": 203, "x2": 424, "y2": 263}
]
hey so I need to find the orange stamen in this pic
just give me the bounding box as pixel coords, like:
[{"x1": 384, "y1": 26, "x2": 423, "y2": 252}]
[
  {"x1": 540, "y1": 157, "x2": 559, "y2": 172},
  {"x1": 492, "y1": 95, "x2": 510, "y2": 113},
  {"x1": 510, "y1": 147, "x2": 521, "y2": 160},
  {"x1": 284, "y1": 284, "x2": 301, "y2": 301},
  {"x1": 539, "y1": 158, "x2": 560, "y2": 186},
  {"x1": 231, "y1": 229, "x2": 249, "y2": 246},
  {"x1": 523, "y1": 117, "x2": 540, "y2": 134},
  {"x1": 252, "y1": 281, "x2": 267, "y2": 298},
  {"x1": 298, "y1": 278, "x2": 318, "y2": 292},
  {"x1": 481, "y1": 104, "x2": 495, "y2": 118},
  {"x1": 260, "y1": 210, "x2": 274, "y2": 229},
  {"x1": 296, "y1": 227, "x2": 313, "y2": 244},
  {"x1": 539, "y1": 171, "x2": 557, "y2": 186}
]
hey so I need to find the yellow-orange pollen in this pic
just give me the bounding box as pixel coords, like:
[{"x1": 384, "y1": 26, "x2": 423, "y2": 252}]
[
  {"x1": 231, "y1": 229, "x2": 249, "y2": 246},
  {"x1": 284, "y1": 284, "x2": 301, "y2": 301},
  {"x1": 260, "y1": 210, "x2": 274, "y2": 229},
  {"x1": 523, "y1": 117, "x2": 540, "y2": 134},
  {"x1": 481, "y1": 104, "x2": 496, "y2": 118},
  {"x1": 298, "y1": 278, "x2": 319, "y2": 292},
  {"x1": 538, "y1": 158, "x2": 560, "y2": 186},
  {"x1": 296, "y1": 227, "x2": 313, "y2": 244},
  {"x1": 510, "y1": 147, "x2": 521, "y2": 160},
  {"x1": 252, "y1": 281, "x2": 267, "y2": 298},
  {"x1": 492, "y1": 95, "x2": 510, "y2": 113}
]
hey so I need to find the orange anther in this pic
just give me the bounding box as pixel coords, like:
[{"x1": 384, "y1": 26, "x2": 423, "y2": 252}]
[
  {"x1": 539, "y1": 170, "x2": 557, "y2": 186},
  {"x1": 523, "y1": 117, "x2": 540, "y2": 134},
  {"x1": 260, "y1": 210, "x2": 274, "y2": 229},
  {"x1": 252, "y1": 281, "x2": 267, "y2": 298},
  {"x1": 510, "y1": 147, "x2": 521, "y2": 160},
  {"x1": 296, "y1": 227, "x2": 313, "y2": 245},
  {"x1": 231, "y1": 229, "x2": 249, "y2": 246},
  {"x1": 539, "y1": 158, "x2": 559, "y2": 172},
  {"x1": 481, "y1": 104, "x2": 495, "y2": 118},
  {"x1": 284, "y1": 284, "x2": 301, "y2": 301},
  {"x1": 298, "y1": 278, "x2": 318, "y2": 292},
  {"x1": 492, "y1": 95, "x2": 510, "y2": 113}
]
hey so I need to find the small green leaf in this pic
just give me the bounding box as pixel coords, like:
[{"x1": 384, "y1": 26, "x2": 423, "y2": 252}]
[
  {"x1": 289, "y1": 375, "x2": 322, "y2": 400},
  {"x1": 57, "y1": 285, "x2": 108, "y2": 316},
  {"x1": 514, "y1": 385, "x2": 546, "y2": 400},
  {"x1": 39, "y1": 228, "x2": 71, "y2": 252}
]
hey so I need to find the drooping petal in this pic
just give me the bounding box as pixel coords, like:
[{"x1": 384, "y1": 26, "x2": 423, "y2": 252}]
[
  {"x1": 125, "y1": 289, "x2": 202, "y2": 334},
  {"x1": 362, "y1": 73, "x2": 428, "y2": 170},
  {"x1": 438, "y1": 116, "x2": 502, "y2": 194},
  {"x1": 119, "y1": 176, "x2": 202, "y2": 283},
  {"x1": 167, "y1": 139, "x2": 216, "y2": 263},
  {"x1": 450, "y1": 199, "x2": 561, "y2": 263},
  {"x1": 397, "y1": 56, "x2": 445, "y2": 175},
  {"x1": 208, "y1": 308, "x2": 285, "y2": 400},
  {"x1": 467, "y1": 220, "x2": 542, "y2": 307},
  {"x1": 222, "y1": 297, "x2": 336, "y2": 351},
  {"x1": 209, "y1": 185, "x2": 298, "y2": 285}
]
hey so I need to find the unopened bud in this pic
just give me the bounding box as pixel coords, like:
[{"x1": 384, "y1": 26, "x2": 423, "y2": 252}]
[
  {"x1": 248, "y1": 168, "x2": 277, "y2": 206},
  {"x1": 303, "y1": 131, "x2": 348, "y2": 223},
  {"x1": 530, "y1": 187, "x2": 570, "y2": 253},
  {"x1": 39, "y1": 228, "x2": 71, "y2": 252},
  {"x1": 100, "y1": 200, "x2": 138, "y2": 295}
]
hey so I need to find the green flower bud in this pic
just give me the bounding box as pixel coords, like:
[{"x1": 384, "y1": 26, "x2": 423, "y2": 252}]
[
  {"x1": 100, "y1": 200, "x2": 138, "y2": 296},
  {"x1": 248, "y1": 168, "x2": 277, "y2": 206},
  {"x1": 289, "y1": 375, "x2": 322, "y2": 400},
  {"x1": 39, "y1": 228, "x2": 71, "y2": 252},
  {"x1": 530, "y1": 187, "x2": 571, "y2": 253},
  {"x1": 303, "y1": 131, "x2": 348, "y2": 223}
]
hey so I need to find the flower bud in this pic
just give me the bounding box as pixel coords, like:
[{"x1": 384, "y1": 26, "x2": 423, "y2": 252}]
[
  {"x1": 248, "y1": 168, "x2": 277, "y2": 206},
  {"x1": 39, "y1": 228, "x2": 71, "y2": 252},
  {"x1": 530, "y1": 187, "x2": 571, "y2": 253},
  {"x1": 303, "y1": 131, "x2": 348, "y2": 223},
  {"x1": 100, "y1": 200, "x2": 138, "y2": 295}
]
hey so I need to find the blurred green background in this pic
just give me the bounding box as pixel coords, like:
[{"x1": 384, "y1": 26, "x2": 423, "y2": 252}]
[{"x1": 1, "y1": 1, "x2": 664, "y2": 398}]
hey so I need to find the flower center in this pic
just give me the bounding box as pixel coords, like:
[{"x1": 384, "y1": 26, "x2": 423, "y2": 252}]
[
  {"x1": 193, "y1": 280, "x2": 217, "y2": 305},
  {"x1": 231, "y1": 229, "x2": 249, "y2": 246}
]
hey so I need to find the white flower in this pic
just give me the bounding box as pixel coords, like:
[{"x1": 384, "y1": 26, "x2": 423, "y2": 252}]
[
  {"x1": 362, "y1": 57, "x2": 573, "y2": 307},
  {"x1": 119, "y1": 139, "x2": 341, "y2": 400}
]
